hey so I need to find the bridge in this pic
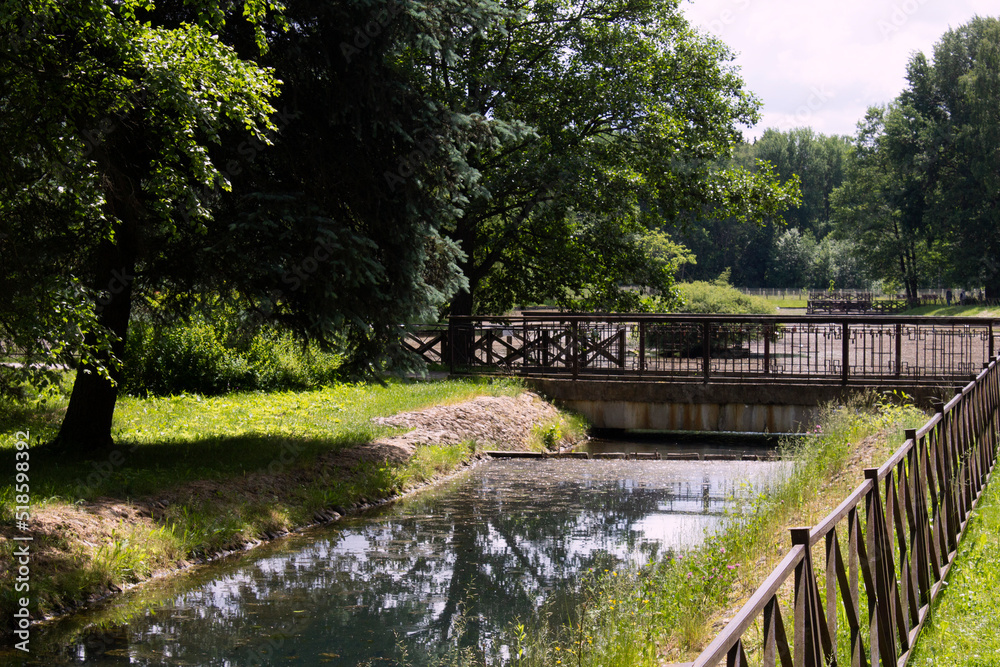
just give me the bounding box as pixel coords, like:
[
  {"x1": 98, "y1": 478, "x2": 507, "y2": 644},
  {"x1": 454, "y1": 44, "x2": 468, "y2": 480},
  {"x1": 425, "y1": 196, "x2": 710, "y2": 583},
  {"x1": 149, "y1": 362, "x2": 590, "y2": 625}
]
[{"x1": 406, "y1": 314, "x2": 999, "y2": 432}]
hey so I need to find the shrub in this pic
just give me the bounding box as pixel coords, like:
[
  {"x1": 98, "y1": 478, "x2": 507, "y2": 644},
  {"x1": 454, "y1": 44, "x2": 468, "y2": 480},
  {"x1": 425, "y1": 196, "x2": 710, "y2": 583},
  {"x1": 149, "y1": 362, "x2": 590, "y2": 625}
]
[
  {"x1": 673, "y1": 273, "x2": 775, "y2": 315},
  {"x1": 122, "y1": 315, "x2": 342, "y2": 396}
]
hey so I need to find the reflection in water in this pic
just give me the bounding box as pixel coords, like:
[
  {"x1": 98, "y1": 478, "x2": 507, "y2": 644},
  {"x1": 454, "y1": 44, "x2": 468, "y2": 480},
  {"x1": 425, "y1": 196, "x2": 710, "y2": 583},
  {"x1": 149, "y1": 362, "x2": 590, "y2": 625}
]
[{"x1": 26, "y1": 458, "x2": 787, "y2": 666}]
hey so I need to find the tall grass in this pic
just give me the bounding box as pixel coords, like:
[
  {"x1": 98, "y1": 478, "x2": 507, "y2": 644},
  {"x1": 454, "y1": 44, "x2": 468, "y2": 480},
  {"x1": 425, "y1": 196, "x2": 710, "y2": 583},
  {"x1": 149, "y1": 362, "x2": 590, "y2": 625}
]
[{"x1": 909, "y1": 475, "x2": 1000, "y2": 665}]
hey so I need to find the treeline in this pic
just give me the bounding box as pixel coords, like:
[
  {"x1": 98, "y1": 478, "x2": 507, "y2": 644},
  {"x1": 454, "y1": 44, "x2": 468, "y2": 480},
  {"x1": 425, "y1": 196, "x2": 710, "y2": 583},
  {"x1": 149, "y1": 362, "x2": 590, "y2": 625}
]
[
  {"x1": 675, "y1": 128, "x2": 859, "y2": 289},
  {"x1": 682, "y1": 16, "x2": 1000, "y2": 298}
]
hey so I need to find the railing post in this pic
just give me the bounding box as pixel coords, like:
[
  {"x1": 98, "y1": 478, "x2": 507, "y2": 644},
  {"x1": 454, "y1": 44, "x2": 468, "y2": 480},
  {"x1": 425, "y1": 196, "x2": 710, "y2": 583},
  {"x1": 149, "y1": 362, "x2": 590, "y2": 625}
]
[
  {"x1": 895, "y1": 323, "x2": 903, "y2": 378},
  {"x1": 703, "y1": 320, "x2": 711, "y2": 383},
  {"x1": 763, "y1": 324, "x2": 771, "y2": 376},
  {"x1": 572, "y1": 319, "x2": 579, "y2": 379},
  {"x1": 865, "y1": 467, "x2": 900, "y2": 665},
  {"x1": 842, "y1": 321, "x2": 851, "y2": 384},
  {"x1": 448, "y1": 318, "x2": 455, "y2": 375},
  {"x1": 791, "y1": 527, "x2": 825, "y2": 667},
  {"x1": 638, "y1": 320, "x2": 646, "y2": 375}
]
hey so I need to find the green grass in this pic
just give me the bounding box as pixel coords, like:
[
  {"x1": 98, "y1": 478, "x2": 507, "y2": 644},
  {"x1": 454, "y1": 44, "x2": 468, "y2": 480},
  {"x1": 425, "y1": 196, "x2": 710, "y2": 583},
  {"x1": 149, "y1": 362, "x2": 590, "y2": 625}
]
[
  {"x1": 909, "y1": 475, "x2": 1000, "y2": 666},
  {"x1": 762, "y1": 297, "x2": 808, "y2": 308},
  {"x1": 0, "y1": 376, "x2": 523, "y2": 502},
  {"x1": 902, "y1": 304, "x2": 1000, "y2": 317}
]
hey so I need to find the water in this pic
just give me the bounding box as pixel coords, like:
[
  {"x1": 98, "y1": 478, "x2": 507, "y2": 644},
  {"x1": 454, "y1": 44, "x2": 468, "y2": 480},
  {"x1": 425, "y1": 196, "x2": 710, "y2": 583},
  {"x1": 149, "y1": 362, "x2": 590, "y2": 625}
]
[{"x1": 20, "y1": 454, "x2": 788, "y2": 666}]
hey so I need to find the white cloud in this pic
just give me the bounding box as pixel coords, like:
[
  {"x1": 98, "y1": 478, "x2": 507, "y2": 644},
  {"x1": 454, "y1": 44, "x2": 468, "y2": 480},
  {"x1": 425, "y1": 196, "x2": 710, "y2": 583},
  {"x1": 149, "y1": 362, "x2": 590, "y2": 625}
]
[{"x1": 681, "y1": 0, "x2": 998, "y2": 139}]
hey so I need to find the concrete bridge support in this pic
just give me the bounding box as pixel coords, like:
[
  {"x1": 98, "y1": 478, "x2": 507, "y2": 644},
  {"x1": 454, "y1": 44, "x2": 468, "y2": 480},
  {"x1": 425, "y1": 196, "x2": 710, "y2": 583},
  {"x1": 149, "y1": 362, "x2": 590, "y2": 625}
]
[{"x1": 526, "y1": 379, "x2": 956, "y2": 433}]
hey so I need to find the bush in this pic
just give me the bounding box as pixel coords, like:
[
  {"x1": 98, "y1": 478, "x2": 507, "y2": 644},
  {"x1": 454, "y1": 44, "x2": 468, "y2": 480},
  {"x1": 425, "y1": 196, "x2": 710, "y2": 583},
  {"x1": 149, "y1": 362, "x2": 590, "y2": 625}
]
[
  {"x1": 122, "y1": 315, "x2": 342, "y2": 396},
  {"x1": 673, "y1": 273, "x2": 775, "y2": 315}
]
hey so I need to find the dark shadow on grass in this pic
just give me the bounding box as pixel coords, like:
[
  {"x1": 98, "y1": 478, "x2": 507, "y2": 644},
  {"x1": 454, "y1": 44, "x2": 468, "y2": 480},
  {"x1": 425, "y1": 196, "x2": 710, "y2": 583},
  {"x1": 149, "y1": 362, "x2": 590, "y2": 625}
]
[{"x1": 3, "y1": 431, "x2": 379, "y2": 503}]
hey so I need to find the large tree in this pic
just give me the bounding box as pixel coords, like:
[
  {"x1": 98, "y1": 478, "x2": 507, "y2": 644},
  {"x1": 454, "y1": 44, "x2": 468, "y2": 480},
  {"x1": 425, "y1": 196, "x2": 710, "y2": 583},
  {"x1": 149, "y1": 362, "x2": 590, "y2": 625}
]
[
  {"x1": 831, "y1": 106, "x2": 934, "y2": 300},
  {"x1": 1, "y1": 0, "x2": 283, "y2": 448},
  {"x1": 415, "y1": 0, "x2": 798, "y2": 315}
]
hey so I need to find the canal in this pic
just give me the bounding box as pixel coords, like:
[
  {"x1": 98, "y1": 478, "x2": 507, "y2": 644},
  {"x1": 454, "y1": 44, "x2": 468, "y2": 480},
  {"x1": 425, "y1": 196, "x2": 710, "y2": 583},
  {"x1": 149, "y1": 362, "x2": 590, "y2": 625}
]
[{"x1": 19, "y1": 437, "x2": 789, "y2": 666}]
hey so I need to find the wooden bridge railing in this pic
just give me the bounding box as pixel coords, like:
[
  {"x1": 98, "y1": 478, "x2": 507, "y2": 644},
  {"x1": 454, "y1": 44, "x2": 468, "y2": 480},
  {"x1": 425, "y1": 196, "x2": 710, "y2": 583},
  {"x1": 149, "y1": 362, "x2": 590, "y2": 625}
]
[
  {"x1": 667, "y1": 351, "x2": 1000, "y2": 667},
  {"x1": 404, "y1": 315, "x2": 998, "y2": 384}
]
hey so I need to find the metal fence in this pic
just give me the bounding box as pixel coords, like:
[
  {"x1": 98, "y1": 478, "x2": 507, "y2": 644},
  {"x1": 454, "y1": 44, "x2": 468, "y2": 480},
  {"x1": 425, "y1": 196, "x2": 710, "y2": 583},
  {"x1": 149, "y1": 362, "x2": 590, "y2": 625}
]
[
  {"x1": 668, "y1": 350, "x2": 1000, "y2": 667},
  {"x1": 404, "y1": 315, "x2": 999, "y2": 384}
]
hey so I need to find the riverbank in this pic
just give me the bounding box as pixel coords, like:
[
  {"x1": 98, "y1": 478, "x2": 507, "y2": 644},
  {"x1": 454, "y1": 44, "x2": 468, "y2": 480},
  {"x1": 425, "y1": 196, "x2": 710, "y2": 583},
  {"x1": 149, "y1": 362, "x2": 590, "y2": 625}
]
[
  {"x1": 488, "y1": 391, "x2": 929, "y2": 667},
  {"x1": 0, "y1": 379, "x2": 586, "y2": 638}
]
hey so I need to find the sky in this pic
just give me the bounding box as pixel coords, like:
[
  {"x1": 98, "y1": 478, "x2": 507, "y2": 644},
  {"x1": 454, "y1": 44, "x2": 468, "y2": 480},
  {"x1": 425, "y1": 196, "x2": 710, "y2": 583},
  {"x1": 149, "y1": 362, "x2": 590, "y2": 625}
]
[{"x1": 680, "y1": 0, "x2": 998, "y2": 141}]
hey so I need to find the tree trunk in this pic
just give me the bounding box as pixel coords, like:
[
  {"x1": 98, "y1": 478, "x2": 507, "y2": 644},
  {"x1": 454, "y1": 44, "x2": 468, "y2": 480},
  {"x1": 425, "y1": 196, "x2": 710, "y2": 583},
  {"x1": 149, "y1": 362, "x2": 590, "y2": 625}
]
[
  {"x1": 986, "y1": 277, "x2": 1000, "y2": 302},
  {"x1": 57, "y1": 240, "x2": 136, "y2": 453},
  {"x1": 56, "y1": 129, "x2": 144, "y2": 454}
]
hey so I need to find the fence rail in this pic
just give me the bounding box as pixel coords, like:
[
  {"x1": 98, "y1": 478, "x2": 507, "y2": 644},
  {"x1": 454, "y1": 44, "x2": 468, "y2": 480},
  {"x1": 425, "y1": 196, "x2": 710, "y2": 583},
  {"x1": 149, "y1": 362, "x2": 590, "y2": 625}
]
[
  {"x1": 667, "y1": 350, "x2": 1000, "y2": 667},
  {"x1": 405, "y1": 315, "x2": 999, "y2": 384}
]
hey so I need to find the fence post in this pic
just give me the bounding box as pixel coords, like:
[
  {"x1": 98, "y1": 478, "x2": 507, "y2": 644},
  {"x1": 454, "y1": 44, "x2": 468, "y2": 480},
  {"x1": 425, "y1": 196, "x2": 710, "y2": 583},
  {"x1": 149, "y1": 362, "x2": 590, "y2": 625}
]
[
  {"x1": 895, "y1": 323, "x2": 903, "y2": 378},
  {"x1": 638, "y1": 320, "x2": 646, "y2": 375},
  {"x1": 864, "y1": 467, "x2": 900, "y2": 665},
  {"x1": 448, "y1": 318, "x2": 455, "y2": 375},
  {"x1": 791, "y1": 527, "x2": 826, "y2": 667},
  {"x1": 763, "y1": 324, "x2": 771, "y2": 376},
  {"x1": 842, "y1": 321, "x2": 851, "y2": 384},
  {"x1": 572, "y1": 320, "x2": 579, "y2": 379},
  {"x1": 703, "y1": 320, "x2": 711, "y2": 383}
]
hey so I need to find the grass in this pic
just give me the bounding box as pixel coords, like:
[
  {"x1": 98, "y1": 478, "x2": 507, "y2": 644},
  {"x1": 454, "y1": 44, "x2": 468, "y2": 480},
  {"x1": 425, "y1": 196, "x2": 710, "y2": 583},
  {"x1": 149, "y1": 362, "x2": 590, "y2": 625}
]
[
  {"x1": 0, "y1": 375, "x2": 530, "y2": 625},
  {"x1": 0, "y1": 376, "x2": 523, "y2": 501},
  {"x1": 763, "y1": 297, "x2": 808, "y2": 308},
  {"x1": 902, "y1": 304, "x2": 1000, "y2": 317},
  {"x1": 420, "y1": 391, "x2": 929, "y2": 667},
  {"x1": 908, "y1": 474, "x2": 1000, "y2": 666}
]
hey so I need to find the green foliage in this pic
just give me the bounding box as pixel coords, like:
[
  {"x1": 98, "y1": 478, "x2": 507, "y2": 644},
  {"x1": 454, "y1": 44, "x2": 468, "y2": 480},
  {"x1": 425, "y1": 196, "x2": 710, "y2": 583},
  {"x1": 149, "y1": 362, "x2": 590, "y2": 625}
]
[
  {"x1": 122, "y1": 315, "x2": 342, "y2": 396},
  {"x1": 674, "y1": 128, "x2": 851, "y2": 288},
  {"x1": 833, "y1": 17, "x2": 1000, "y2": 300},
  {"x1": 425, "y1": 0, "x2": 798, "y2": 316},
  {"x1": 670, "y1": 273, "x2": 775, "y2": 314}
]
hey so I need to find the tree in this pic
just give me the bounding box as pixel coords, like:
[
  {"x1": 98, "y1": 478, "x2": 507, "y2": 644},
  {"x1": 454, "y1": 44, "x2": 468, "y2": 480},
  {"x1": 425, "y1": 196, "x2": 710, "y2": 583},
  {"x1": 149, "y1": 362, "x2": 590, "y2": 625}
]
[
  {"x1": 417, "y1": 0, "x2": 798, "y2": 315},
  {"x1": 835, "y1": 17, "x2": 1000, "y2": 299},
  {"x1": 1, "y1": 1, "x2": 282, "y2": 449},
  {"x1": 670, "y1": 128, "x2": 858, "y2": 288},
  {"x1": 831, "y1": 107, "x2": 932, "y2": 300},
  {"x1": 768, "y1": 228, "x2": 816, "y2": 287}
]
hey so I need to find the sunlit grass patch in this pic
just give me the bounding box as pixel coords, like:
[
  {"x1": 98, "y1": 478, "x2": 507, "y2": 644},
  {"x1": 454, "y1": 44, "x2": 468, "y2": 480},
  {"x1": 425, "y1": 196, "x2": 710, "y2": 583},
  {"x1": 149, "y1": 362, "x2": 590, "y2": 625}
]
[
  {"x1": 903, "y1": 304, "x2": 1000, "y2": 317},
  {"x1": 909, "y1": 479, "x2": 1000, "y2": 666}
]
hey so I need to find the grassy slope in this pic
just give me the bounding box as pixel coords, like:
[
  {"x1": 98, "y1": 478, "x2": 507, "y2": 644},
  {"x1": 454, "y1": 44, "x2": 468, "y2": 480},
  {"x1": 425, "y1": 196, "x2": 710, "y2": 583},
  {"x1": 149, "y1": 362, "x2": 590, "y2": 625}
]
[{"x1": 909, "y1": 465, "x2": 1000, "y2": 666}]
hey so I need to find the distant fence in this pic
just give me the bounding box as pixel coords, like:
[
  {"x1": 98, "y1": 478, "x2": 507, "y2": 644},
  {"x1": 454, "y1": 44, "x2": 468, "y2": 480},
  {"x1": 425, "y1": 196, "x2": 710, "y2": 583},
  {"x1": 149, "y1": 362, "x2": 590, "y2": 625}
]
[
  {"x1": 405, "y1": 315, "x2": 999, "y2": 385},
  {"x1": 667, "y1": 351, "x2": 1000, "y2": 667},
  {"x1": 739, "y1": 288, "x2": 984, "y2": 302}
]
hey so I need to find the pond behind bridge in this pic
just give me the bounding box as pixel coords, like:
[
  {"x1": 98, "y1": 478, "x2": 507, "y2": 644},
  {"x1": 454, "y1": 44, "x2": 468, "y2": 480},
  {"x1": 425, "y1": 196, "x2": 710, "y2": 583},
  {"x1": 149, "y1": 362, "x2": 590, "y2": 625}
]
[{"x1": 24, "y1": 440, "x2": 790, "y2": 666}]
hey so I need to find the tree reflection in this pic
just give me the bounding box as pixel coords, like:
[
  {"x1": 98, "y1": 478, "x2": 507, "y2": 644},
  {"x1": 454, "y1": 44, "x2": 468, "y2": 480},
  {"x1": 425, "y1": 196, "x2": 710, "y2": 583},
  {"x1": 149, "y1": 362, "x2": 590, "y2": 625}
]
[{"x1": 34, "y1": 460, "x2": 785, "y2": 666}]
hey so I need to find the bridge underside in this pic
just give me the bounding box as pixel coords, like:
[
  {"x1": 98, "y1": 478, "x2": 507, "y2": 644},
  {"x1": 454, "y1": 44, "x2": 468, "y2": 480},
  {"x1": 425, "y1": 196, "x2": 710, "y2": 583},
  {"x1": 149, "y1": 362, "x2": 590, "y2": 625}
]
[{"x1": 525, "y1": 379, "x2": 960, "y2": 433}]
